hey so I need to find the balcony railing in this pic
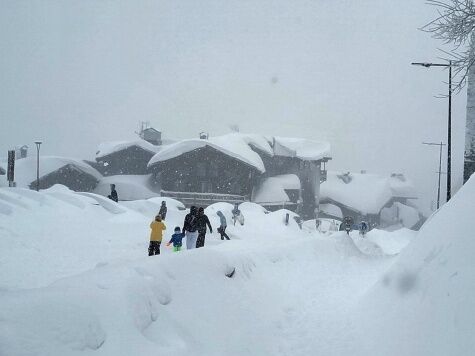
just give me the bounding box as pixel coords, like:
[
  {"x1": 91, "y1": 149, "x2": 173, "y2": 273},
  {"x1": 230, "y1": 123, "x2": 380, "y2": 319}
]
[{"x1": 161, "y1": 190, "x2": 247, "y2": 207}]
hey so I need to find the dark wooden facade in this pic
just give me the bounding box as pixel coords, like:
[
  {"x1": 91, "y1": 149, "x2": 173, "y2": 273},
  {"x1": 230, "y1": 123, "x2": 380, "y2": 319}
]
[
  {"x1": 29, "y1": 164, "x2": 99, "y2": 192},
  {"x1": 95, "y1": 146, "x2": 155, "y2": 176},
  {"x1": 149, "y1": 146, "x2": 260, "y2": 198}
]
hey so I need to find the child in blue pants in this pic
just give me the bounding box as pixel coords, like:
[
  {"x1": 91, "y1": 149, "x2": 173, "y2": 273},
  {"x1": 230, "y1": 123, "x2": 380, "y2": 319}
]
[{"x1": 167, "y1": 227, "x2": 185, "y2": 252}]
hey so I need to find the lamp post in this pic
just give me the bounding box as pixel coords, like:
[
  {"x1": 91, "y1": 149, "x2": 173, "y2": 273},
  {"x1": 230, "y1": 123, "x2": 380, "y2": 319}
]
[
  {"x1": 411, "y1": 61, "x2": 452, "y2": 202},
  {"x1": 34, "y1": 141, "x2": 42, "y2": 191},
  {"x1": 422, "y1": 141, "x2": 446, "y2": 209}
]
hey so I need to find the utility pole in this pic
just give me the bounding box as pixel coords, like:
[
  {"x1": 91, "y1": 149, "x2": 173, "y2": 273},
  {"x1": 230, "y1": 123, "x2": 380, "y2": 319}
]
[
  {"x1": 411, "y1": 61, "x2": 453, "y2": 202},
  {"x1": 423, "y1": 141, "x2": 446, "y2": 209},
  {"x1": 34, "y1": 141, "x2": 42, "y2": 191}
]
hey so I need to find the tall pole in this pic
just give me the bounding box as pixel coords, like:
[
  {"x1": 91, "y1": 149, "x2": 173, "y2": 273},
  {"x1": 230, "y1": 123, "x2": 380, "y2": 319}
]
[
  {"x1": 447, "y1": 61, "x2": 452, "y2": 202},
  {"x1": 437, "y1": 141, "x2": 443, "y2": 209},
  {"x1": 423, "y1": 141, "x2": 446, "y2": 210},
  {"x1": 411, "y1": 61, "x2": 453, "y2": 203},
  {"x1": 34, "y1": 141, "x2": 42, "y2": 191}
]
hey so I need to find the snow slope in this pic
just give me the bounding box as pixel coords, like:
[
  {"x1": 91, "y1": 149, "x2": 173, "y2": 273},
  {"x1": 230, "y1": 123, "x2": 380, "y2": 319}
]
[{"x1": 354, "y1": 176, "x2": 475, "y2": 355}]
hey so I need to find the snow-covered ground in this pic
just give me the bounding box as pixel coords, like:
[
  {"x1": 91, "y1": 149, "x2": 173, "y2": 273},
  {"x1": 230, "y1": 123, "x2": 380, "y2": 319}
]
[{"x1": 0, "y1": 178, "x2": 474, "y2": 355}]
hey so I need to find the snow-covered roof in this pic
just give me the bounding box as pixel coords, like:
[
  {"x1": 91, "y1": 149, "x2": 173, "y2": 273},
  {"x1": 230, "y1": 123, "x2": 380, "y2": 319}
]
[
  {"x1": 273, "y1": 137, "x2": 331, "y2": 161},
  {"x1": 239, "y1": 134, "x2": 274, "y2": 156},
  {"x1": 388, "y1": 173, "x2": 417, "y2": 198},
  {"x1": 320, "y1": 171, "x2": 393, "y2": 215},
  {"x1": 9, "y1": 156, "x2": 103, "y2": 188},
  {"x1": 148, "y1": 133, "x2": 267, "y2": 173},
  {"x1": 252, "y1": 174, "x2": 301, "y2": 203},
  {"x1": 96, "y1": 139, "x2": 160, "y2": 160}
]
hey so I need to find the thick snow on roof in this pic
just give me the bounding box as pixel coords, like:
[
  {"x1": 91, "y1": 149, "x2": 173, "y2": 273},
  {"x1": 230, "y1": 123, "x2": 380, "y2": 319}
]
[
  {"x1": 96, "y1": 139, "x2": 160, "y2": 159},
  {"x1": 388, "y1": 173, "x2": 417, "y2": 198},
  {"x1": 9, "y1": 156, "x2": 102, "y2": 188},
  {"x1": 253, "y1": 174, "x2": 301, "y2": 203},
  {"x1": 320, "y1": 171, "x2": 393, "y2": 215},
  {"x1": 273, "y1": 137, "x2": 331, "y2": 161},
  {"x1": 149, "y1": 133, "x2": 266, "y2": 172},
  {"x1": 239, "y1": 133, "x2": 274, "y2": 156}
]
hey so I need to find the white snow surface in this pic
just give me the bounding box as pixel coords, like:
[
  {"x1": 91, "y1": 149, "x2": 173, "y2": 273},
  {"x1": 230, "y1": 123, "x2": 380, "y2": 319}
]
[
  {"x1": 273, "y1": 136, "x2": 331, "y2": 160},
  {"x1": 0, "y1": 156, "x2": 102, "y2": 188},
  {"x1": 96, "y1": 139, "x2": 160, "y2": 159},
  {"x1": 1, "y1": 178, "x2": 475, "y2": 355},
  {"x1": 252, "y1": 174, "x2": 301, "y2": 203},
  {"x1": 321, "y1": 171, "x2": 394, "y2": 215},
  {"x1": 148, "y1": 133, "x2": 267, "y2": 172},
  {"x1": 388, "y1": 173, "x2": 417, "y2": 198},
  {"x1": 319, "y1": 202, "x2": 343, "y2": 219},
  {"x1": 93, "y1": 175, "x2": 159, "y2": 200}
]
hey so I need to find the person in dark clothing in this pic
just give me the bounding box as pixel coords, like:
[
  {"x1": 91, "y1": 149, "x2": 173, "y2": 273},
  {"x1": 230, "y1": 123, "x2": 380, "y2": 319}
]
[
  {"x1": 216, "y1": 211, "x2": 230, "y2": 240},
  {"x1": 159, "y1": 201, "x2": 167, "y2": 220},
  {"x1": 108, "y1": 184, "x2": 118, "y2": 202},
  {"x1": 183, "y1": 206, "x2": 199, "y2": 249},
  {"x1": 196, "y1": 207, "x2": 212, "y2": 248}
]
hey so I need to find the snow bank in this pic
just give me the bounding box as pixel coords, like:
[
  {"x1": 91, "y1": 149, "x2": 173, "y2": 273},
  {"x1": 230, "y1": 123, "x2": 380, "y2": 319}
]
[
  {"x1": 355, "y1": 176, "x2": 475, "y2": 355},
  {"x1": 93, "y1": 175, "x2": 159, "y2": 200}
]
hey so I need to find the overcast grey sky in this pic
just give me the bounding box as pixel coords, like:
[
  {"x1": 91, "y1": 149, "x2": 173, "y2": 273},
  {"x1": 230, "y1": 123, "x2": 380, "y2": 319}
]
[{"x1": 0, "y1": 0, "x2": 467, "y2": 214}]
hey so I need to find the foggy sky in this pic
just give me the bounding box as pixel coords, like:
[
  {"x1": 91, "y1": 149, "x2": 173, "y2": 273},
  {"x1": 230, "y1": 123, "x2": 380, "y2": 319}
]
[{"x1": 0, "y1": 0, "x2": 467, "y2": 214}]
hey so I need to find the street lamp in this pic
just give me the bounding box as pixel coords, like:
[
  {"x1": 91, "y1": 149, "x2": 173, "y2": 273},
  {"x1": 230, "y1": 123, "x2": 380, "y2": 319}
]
[
  {"x1": 34, "y1": 141, "x2": 42, "y2": 191},
  {"x1": 411, "y1": 61, "x2": 452, "y2": 203},
  {"x1": 422, "y1": 141, "x2": 446, "y2": 209}
]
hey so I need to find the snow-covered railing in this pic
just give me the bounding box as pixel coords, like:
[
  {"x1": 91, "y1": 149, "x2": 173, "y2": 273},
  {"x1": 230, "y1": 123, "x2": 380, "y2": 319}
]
[{"x1": 160, "y1": 190, "x2": 247, "y2": 207}]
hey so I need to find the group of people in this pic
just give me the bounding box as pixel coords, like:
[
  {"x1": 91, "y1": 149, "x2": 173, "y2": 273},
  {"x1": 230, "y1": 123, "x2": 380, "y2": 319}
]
[{"x1": 148, "y1": 202, "x2": 232, "y2": 256}]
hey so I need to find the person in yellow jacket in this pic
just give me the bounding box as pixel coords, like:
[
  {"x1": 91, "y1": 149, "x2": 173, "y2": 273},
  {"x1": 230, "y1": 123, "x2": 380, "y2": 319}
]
[{"x1": 149, "y1": 215, "x2": 166, "y2": 256}]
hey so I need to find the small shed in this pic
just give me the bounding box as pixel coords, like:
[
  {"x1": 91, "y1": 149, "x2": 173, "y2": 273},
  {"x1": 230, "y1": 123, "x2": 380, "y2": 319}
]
[
  {"x1": 12, "y1": 156, "x2": 102, "y2": 192},
  {"x1": 141, "y1": 128, "x2": 162, "y2": 146}
]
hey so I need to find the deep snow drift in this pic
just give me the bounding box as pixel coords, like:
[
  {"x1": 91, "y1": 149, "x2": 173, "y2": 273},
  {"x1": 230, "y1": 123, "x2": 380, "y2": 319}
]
[{"x1": 0, "y1": 178, "x2": 473, "y2": 355}]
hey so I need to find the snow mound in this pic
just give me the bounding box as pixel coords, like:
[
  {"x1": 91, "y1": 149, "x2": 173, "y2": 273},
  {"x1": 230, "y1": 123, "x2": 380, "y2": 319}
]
[
  {"x1": 93, "y1": 175, "x2": 159, "y2": 200},
  {"x1": 356, "y1": 176, "x2": 475, "y2": 355}
]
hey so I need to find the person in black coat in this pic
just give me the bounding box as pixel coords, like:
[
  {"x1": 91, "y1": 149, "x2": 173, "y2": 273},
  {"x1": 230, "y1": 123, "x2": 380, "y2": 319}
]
[
  {"x1": 108, "y1": 184, "x2": 118, "y2": 202},
  {"x1": 196, "y1": 207, "x2": 212, "y2": 248},
  {"x1": 158, "y1": 201, "x2": 167, "y2": 220},
  {"x1": 183, "y1": 206, "x2": 199, "y2": 249}
]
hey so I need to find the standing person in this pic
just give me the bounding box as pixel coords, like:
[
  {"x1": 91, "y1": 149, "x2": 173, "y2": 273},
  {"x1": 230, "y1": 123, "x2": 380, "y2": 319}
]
[
  {"x1": 196, "y1": 207, "x2": 212, "y2": 248},
  {"x1": 167, "y1": 227, "x2": 185, "y2": 252},
  {"x1": 108, "y1": 184, "x2": 118, "y2": 202},
  {"x1": 216, "y1": 211, "x2": 230, "y2": 240},
  {"x1": 231, "y1": 203, "x2": 244, "y2": 226},
  {"x1": 159, "y1": 201, "x2": 167, "y2": 220},
  {"x1": 183, "y1": 206, "x2": 199, "y2": 249},
  {"x1": 149, "y1": 215, "x2": 166, "y2": 256}
]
